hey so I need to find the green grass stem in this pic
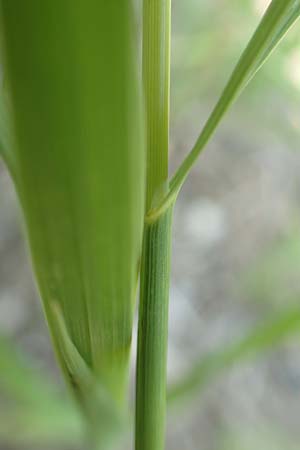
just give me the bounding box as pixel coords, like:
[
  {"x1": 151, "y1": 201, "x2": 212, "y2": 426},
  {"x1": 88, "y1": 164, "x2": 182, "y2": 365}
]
[
  {"x1": 136, "y1": 208, "x2": 173, "y2": 450},
  {"x1": 136, "y1": 1, "x2": 172, "y2": 450}
]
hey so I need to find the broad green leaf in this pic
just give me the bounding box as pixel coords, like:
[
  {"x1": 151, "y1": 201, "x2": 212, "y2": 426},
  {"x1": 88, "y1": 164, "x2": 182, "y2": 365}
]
[
  {"x1": 51, "y1": 303, "x2": 124, "y2": 449},
  {"x1": 147, "y1": 0, "x2": 300, "y2": 221},
  {"x1": 168, "y1": 308, "x2": 300, "y2": 404},
  {"x1": 0, "y1": 0, "x2": 145, "y2": 416}
]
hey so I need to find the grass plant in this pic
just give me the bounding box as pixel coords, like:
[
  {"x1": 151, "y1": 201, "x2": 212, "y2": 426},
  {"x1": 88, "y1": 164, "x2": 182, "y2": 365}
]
[{"x1": 0, "y1": 1, "x2": 299, "y2": 449}]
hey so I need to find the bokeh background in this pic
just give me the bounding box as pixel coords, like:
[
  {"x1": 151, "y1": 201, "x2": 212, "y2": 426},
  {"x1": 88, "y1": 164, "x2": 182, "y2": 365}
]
[{"x1": 1, "y1": 0, "x2": 300, "y2": 449}]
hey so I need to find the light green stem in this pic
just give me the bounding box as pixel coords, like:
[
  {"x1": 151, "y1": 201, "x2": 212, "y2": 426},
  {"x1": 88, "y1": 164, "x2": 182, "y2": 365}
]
[
  {"x1": 135, "y1": 1, "x2": 171, "y2": 449},
  {"x1": 136, "y1": 208, "x2": 173, "y2": 450},
  {"x1": 142, "y1": 0, "x2": 171, "y2": 211}
]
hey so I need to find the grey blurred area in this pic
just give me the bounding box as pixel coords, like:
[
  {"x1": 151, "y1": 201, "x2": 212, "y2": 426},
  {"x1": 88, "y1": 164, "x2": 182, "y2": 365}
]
[{"x1": 2, "y1": 0, "x2": 300, "y2": 449}]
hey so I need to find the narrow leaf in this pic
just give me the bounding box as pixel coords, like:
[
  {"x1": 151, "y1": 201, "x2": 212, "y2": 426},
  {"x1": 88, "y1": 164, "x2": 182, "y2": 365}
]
[
  {"x1": 147, "y1": 0, "x2": 300, "y2": 221},
  {"x1": 168, "y1": 308, "x2": 300, "y2": 404}
]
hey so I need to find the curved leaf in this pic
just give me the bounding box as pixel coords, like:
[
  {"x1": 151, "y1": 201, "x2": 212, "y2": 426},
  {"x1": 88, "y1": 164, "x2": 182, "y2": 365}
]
[{"x1": 147, "y1": 0, "x2": 300, "y2": 221}]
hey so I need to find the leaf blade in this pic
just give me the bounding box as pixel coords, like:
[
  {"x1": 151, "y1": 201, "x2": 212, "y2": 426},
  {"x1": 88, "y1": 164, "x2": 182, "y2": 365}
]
[
  {"x1": 0, "y1": 0, "x2": 145, "y2": 409},
  {"x1": 146, "y1": 0, "x2": 300, "y2": 221},
  {"x1": 168, "y1": 307, "x2": 300, "y2": 405}
]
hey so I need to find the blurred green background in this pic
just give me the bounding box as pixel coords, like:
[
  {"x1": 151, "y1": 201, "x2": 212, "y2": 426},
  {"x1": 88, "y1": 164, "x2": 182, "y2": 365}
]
[{"x1": 1, "y1": 0, "x2": 300, "y2": 449}]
